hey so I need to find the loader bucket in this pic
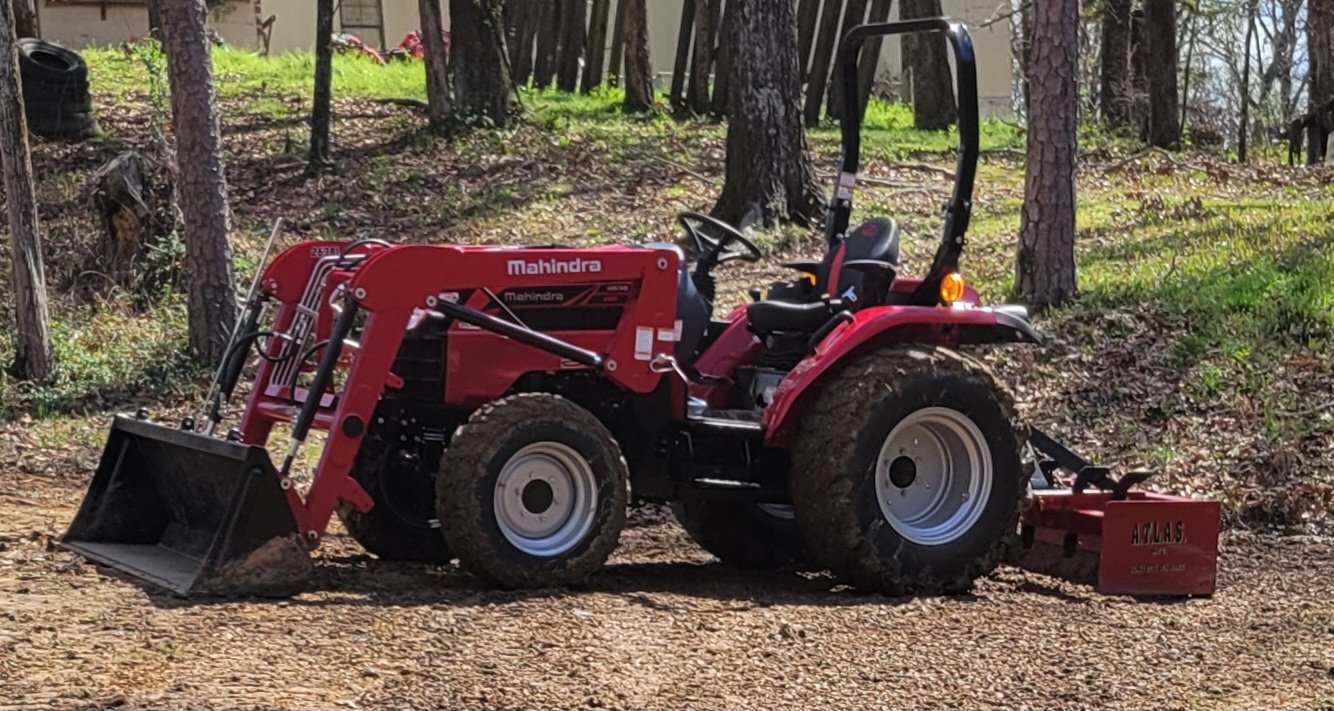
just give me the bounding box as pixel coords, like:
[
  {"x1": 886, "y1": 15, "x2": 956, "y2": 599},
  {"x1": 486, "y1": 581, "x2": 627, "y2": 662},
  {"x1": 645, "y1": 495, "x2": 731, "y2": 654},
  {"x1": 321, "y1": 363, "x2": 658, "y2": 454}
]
[{"x1": 61, "y1": 415, "x2": 312, "y2": 597}]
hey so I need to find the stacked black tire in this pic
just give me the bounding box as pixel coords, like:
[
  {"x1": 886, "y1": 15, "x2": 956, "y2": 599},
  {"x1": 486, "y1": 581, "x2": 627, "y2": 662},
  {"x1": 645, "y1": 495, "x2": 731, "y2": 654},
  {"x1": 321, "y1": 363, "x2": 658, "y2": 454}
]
[{"x1": 19, "y1": 38, "x2": 100, "y2": 142}]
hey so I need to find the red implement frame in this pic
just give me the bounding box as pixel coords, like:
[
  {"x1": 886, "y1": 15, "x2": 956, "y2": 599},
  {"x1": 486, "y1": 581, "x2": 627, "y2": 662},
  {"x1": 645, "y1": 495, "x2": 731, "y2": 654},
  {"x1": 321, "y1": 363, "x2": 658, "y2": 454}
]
[
  {"x1": 1015, "y1": 429, "x2": 1222, "y2": 596},
  {"x1": 1018, "y1": 490, "x2": 1222, "y2": 596}
]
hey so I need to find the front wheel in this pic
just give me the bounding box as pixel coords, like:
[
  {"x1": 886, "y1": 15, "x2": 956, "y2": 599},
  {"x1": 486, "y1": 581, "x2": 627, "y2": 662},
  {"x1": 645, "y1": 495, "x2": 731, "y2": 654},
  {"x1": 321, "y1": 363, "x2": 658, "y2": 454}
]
[
  {"x1": 791, "y1": 344, "x2": 1026, "y2": 595},
  {"x1": 435, "y1": 393, "x2": 628, "y2": 589}
]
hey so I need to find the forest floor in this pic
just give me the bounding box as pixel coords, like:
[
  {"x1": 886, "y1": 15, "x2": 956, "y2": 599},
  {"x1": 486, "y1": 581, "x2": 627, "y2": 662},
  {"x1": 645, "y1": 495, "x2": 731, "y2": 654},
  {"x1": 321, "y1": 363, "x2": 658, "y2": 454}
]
[{"x1": 0, "y1": 47, "x2": 1330, "y2": 709}]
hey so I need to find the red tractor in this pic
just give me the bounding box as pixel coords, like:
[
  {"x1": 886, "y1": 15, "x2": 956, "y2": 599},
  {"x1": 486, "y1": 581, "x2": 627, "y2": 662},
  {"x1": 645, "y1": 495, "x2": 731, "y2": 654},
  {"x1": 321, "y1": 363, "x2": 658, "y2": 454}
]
[{"x1": 62, "y1": 19, "x2": 1219, "y2": 597}]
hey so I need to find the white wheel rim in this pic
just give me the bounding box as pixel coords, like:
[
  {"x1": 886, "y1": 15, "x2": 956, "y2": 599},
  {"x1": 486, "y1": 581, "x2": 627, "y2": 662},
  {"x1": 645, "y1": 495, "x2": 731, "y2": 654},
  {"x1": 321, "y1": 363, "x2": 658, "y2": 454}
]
[
  {"x1": 875, "y1": 407, "x2": 993, "y2": 546},
  {"x1": 493, "y1": 442, "x2": 599, "y2": 557}
]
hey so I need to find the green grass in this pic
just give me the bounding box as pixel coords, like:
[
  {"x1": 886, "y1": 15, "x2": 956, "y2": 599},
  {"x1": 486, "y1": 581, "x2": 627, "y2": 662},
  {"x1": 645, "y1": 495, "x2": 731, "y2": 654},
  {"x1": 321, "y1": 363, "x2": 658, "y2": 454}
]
[
  {"x1": 84, "y1": 45, "x2": 430, "y2": 105},
  {"x1": 0, "y1": 298, "x2": 202, "y2": 419}
]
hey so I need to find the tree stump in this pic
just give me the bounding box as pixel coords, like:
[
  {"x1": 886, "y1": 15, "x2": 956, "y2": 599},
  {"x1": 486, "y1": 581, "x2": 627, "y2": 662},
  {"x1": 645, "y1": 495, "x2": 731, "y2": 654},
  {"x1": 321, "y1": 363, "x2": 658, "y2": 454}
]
[{"x1": 86, "y1": 150, "x2": 177, "y2": 296}]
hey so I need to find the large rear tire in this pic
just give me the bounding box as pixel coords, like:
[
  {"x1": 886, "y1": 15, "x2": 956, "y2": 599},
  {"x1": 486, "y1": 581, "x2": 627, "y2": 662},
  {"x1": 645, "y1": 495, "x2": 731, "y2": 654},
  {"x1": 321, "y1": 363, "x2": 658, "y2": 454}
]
[
  {"x1": 337, "y1": 417, "x2": 452, "y2": 564},
  {"x1": 791, "y1": 344, "x2": 1026, "y2": 595},
  {"x1": 436, "y1": 393, "x2": 627, "y2": 589},
  {"x1": 671, "y1": 500, "x2": 807, "y2": 569}
]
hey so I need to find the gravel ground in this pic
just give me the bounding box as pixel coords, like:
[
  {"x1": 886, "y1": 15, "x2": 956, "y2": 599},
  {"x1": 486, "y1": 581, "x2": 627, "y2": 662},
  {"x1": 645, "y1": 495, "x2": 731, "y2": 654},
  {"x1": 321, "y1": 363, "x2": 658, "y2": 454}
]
[{"x1": 1, "y1": 474, "x2": 1331, "y2": 710}]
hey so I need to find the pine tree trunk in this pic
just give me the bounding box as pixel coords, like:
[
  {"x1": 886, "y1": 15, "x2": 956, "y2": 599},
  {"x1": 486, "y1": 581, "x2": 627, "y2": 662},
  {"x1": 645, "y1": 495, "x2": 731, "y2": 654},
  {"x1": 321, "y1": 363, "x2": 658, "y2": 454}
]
[
  {"x1": 669, "y1": 0, "x2": 695, "y2": 109},
  {"x1": 826, "y1": 0, "x2": 868, "y2": 120},
  {"x1": 308, "y1": 0, "x2": 335, "y2": 173},
  {"x1": 557, "y1": 0, "x2": 585, "y2": 92},
  {"x1": 160, "y1": 0, "x2": 237, "y2": 363},
  {"x1": 451, "y1": 0, "x2": 511, "y2": 126},
  {"x1": 581, "y1": 0, "x2": 610, "y2": 92},
  {"x1": 685, "y1": 0, "x2": 719, "y2": 115},
  {"x1": 533, "y1": 0, "x2": 558, "y2": 88},
  {"x1": 622, "y1": 0, "x2": 654, "y2": 113},
  {"x1": 10, "y1": 0, "x2": 34, "y2": 38},
  {"x1": 1310, "y1": 0, "x2": 1334, "y2": 162},
  {"x1": 900, "y1": 0, "x2": 956, "y2": 130},
  {"x1": 607, "y1": 0, "x2": 627, "y2": 85},
  {"x1": 509, "y1": 0, "x2": 537, "y2": 86},
  {"x1": 712, "y1": 0, "x2": 823, "y2": 228},
  {"x1": 856, "y1": 0, "x2": 894, "y2": 118},
  {"x1": 1017, "y1": 0, "x2": 1077, "y2": 309},
  {"x1": 419, "y1": 0, "x2": 451, "y2": 130},
  {"x1": 795, "y1": 0, "x2": 821, "y2": 72},
  {"x1": 709, "y1": 0, "x2": 735, "y2": 116},
  {"x1": 1097, "y1": 0, "x2": 1131, "y2": 129},
  {"x1": 1017, "y1": 0, "x2": 1034, "y2": 117},
  {"x1": 1143, "y1": 0, "x2": 1179, "y2": 149},
  {"x1": 147, "y1": 0, "x2": 164, "y2": 40},
  {"x1": 0, "y1": 0, "x2": 51, "y2": 380},
  {"x1": 803, "y1": 0, "x2": 844, "y2": 127}
]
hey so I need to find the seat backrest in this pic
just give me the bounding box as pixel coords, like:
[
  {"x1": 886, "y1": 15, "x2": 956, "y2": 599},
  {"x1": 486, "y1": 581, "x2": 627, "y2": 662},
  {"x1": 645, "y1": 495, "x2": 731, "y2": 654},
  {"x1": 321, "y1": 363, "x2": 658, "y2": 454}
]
[{"x1": 816, "y1": 218, "x2": 901, "y2": 306}]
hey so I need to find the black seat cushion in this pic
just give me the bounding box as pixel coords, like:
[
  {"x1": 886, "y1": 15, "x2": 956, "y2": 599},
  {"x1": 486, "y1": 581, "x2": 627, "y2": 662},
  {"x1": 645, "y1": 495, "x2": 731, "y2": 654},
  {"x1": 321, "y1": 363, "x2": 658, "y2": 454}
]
[
  {"x1": 817, "y1": 217, "x2": 901, "y2": 305},
  {"x1": 746, "y1": 218, "x2": 900, "y2": 334},
  {"x1": 746, "y1": 299, "x2": 834, "y2": 334}
]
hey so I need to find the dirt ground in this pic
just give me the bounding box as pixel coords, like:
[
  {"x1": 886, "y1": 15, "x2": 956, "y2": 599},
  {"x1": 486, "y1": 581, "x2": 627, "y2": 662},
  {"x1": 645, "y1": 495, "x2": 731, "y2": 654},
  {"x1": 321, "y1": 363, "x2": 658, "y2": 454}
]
[{"x1": 1, "y1": 474, "x2": 1331, "y2": 710}]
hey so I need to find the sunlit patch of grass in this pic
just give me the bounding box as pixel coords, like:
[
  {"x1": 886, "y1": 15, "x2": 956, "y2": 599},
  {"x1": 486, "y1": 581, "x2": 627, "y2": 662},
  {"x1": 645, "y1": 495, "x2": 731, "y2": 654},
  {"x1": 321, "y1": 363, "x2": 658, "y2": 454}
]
[{"x1": 0, "y1": 300, "x2": 204, "y2": 420}]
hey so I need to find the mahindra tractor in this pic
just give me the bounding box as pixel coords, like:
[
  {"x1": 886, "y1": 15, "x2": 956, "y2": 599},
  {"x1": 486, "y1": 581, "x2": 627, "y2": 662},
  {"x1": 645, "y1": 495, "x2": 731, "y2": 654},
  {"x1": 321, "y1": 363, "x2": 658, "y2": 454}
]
[{"x1": 62, "y1": 19, "x2": 1221, "y2": 597}]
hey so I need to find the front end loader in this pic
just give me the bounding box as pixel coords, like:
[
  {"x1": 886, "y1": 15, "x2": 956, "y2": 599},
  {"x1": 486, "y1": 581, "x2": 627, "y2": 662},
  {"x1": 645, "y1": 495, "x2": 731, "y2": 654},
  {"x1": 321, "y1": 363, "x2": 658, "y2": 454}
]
[{"x1": 61, "y1": 18, "x2": 1219, "y2": 598}]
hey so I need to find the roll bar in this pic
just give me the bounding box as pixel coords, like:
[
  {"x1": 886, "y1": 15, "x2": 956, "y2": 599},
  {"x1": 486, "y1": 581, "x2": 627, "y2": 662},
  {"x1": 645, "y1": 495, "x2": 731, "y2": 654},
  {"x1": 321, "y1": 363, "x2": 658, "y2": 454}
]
[{"x1": 825, "y1": 18, "x2": 979, "y2": 304}]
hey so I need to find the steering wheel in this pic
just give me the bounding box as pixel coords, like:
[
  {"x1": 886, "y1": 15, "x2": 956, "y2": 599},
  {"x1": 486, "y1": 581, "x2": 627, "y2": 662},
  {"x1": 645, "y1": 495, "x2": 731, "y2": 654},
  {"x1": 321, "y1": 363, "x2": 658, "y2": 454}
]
[{"x1": 676, "y1": 211, "x2": 762, "y2": 272}]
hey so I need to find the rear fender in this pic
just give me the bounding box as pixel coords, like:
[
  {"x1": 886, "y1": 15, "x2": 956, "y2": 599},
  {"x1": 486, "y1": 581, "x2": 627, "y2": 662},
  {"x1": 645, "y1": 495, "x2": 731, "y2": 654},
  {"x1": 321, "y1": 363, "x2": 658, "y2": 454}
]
[{"x1": 761, "y1": 304, "x2": 1038, "y2": 446}]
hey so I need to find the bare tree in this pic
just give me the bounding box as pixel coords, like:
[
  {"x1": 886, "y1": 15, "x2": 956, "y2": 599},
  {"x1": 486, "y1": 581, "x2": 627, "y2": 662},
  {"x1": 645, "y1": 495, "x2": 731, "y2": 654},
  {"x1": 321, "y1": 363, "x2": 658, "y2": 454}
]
[
  {"x1": 712, "y1": 0, "x2": 823, "y2": 227},
  {"x1": 451, "y1": 0, "x2": 511, "y2": 126},
  {"x1": 160, "y1": 0, "x2": 237, "y2": 362},
  {"x1": 901, "y1": 0, "x2": 957, "y2": 130},
  {"x1": 1098, "y1": 0, "x2": 1132, "y2": 128},
  {"x1": 1238, "y1": 0, "x2": 1258, "y2": 161},
  {"x1": 1129, "y1": 7, "x2": 1147, "y2": 134},
  {"x1": 1143, "y1": 0, "x2": 1180, "y2": 148},
  {"x1": 1017, "y1": 0, "x2": 1078, "y2": 308},
  {"x1": 621, "y1": 0, "x2": 654, "y2": 113},
  {"x1": 0, "y1": 0, "x2": 51, "y2": 379},
  {"x1": 308, "y1": 0, "x2": 334, "y2": 174},
  {"x1": 419, "y1": 0, "x2": 451, "y2": 130}
]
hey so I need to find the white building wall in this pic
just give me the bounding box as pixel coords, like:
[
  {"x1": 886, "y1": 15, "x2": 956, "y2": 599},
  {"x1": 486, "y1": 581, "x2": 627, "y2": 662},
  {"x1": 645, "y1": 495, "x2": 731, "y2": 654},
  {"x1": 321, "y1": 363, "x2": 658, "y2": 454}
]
[{"x1": 38, "y1": 0, "x2": 1012, "y2": 115}]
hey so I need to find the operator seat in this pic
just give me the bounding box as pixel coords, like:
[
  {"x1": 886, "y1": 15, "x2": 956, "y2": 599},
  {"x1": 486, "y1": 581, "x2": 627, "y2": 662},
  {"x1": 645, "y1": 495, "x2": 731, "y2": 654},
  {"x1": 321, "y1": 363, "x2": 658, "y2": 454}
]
[{"x1": 747, "y1": 218, "x2": 901, "y2": 334}]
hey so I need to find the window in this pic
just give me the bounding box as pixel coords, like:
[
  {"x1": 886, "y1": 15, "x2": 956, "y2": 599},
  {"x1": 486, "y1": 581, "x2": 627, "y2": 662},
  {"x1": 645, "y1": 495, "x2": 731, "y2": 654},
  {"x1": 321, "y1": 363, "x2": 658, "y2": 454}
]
[{"x1": 339, "y1": 0, "x2": 384, "y2": 50}]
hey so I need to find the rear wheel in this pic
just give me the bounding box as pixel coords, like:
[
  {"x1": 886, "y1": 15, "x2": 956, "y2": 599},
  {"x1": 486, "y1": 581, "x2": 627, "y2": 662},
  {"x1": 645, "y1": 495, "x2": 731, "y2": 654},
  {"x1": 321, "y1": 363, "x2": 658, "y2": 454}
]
[
  {"x1": 337, "y1": 415, "x2": 451, "y2": 564},
  {"x1": 791, "y1": 344, "x2": 1026, "y2": 595},
  {"x1": 436, "y1": 393, "x2": 627, "y2": 589},
  {"x1": 671, "y1": 500, "x2": 807, "y2": 568}
]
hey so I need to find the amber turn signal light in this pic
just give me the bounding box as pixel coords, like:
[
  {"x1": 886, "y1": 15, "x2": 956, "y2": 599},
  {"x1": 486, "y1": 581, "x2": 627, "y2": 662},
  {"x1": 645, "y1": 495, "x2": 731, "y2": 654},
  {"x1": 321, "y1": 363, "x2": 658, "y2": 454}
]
[{"x1": 940, "y1": 272, "x2": 966, "y2": 304}]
